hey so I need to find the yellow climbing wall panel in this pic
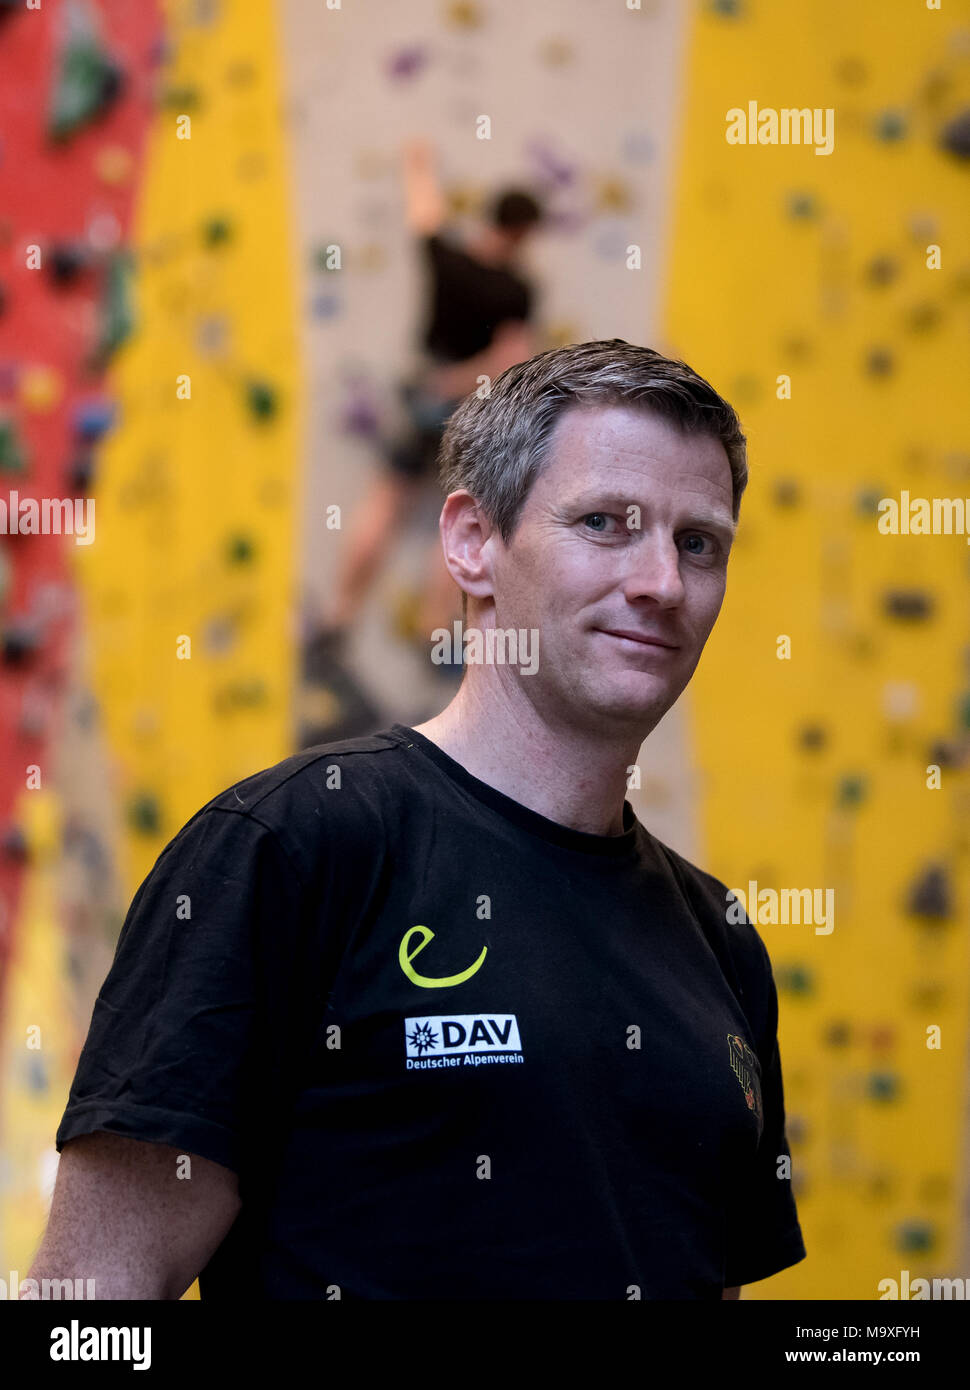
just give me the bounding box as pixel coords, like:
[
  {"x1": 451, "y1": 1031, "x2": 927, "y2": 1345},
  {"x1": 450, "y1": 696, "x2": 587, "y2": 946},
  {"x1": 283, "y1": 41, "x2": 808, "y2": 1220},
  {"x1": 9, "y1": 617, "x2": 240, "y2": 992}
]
[
  {"x1": 665, "y1": 1, "x2": 970, "y2": 1297},
  {"x1": 0, "y1": 791, "x2": 77, "y2": 1283},
  {"x1": 0, "y1": 0, "x2": 302, "y2": 1297},
  {"x1": 80, "y1": 0, "x2": 301, "y2": 892}
]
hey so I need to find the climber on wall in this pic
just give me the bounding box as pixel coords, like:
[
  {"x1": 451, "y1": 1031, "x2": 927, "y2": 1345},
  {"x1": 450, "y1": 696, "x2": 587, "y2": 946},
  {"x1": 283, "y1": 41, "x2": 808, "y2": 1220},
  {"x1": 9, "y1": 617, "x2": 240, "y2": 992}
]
[{"x1": 307, "y1": 136, "x2": 544, "y2": 673}]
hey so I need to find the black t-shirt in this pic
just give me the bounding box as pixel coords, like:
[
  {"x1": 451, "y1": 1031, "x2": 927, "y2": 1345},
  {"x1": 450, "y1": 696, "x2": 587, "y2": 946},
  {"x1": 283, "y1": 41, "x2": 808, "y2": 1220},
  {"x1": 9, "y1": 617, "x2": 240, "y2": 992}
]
[
  {"x1": 56, "y1": 723, "x2": 806, "y2": 1300},
  {"x1": 421, "y1": 233, "x2": 533, "y2": 363}
]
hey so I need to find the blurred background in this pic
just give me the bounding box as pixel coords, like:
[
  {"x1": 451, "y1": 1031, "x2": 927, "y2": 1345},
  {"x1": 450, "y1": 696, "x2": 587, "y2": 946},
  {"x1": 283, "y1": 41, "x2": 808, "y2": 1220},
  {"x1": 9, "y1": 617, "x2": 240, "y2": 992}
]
[{"x1": 0, "y1": 0, "x2": 968, "y2": 1301}]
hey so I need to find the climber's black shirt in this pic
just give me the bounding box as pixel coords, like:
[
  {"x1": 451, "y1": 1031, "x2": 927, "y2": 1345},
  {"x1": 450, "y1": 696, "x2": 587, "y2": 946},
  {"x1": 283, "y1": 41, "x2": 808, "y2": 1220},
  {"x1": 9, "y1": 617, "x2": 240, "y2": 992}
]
[
  {"x1": 56, "y1": 723, "x2": 806, "y2": 1300},
  {"x1": 421, "y1": 232, "x2": 533, "y2": 362}
]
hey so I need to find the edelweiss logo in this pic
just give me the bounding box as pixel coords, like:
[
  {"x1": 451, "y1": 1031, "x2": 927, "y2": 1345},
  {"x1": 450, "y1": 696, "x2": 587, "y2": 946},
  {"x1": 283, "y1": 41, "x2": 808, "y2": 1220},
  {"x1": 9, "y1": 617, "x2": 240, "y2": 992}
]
[
  {"x1": 727, "y1": 1033, "x2": 763, "y2": 1140},
  {"x1": 404, "y1": 1014, "x2": 525, "y2": 1069},
  {"x1": 407, "y1": 1020, "x2": 439, "y2": 1056}
]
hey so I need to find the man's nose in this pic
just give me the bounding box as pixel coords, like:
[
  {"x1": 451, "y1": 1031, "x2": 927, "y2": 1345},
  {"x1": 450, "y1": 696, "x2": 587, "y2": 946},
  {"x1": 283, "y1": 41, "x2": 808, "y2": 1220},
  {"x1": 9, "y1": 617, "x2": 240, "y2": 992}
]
[{"x1": 622, "y1": 532, "x2": 686, "y2": 606}]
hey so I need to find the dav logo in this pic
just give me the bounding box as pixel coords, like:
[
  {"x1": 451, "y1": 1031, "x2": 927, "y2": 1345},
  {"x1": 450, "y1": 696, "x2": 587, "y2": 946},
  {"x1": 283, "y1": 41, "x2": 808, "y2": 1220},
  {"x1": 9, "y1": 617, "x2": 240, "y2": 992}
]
[{"x1": 405, "y1": 1013, "x2": 522, "y2": 1061}]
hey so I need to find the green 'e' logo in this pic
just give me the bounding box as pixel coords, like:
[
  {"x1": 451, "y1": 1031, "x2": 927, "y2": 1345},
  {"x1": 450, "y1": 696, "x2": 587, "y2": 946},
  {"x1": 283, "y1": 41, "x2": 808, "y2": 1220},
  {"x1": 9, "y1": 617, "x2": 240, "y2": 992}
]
[{"x1": 398, "y1": 925, "x2": 487, "y2": 988}]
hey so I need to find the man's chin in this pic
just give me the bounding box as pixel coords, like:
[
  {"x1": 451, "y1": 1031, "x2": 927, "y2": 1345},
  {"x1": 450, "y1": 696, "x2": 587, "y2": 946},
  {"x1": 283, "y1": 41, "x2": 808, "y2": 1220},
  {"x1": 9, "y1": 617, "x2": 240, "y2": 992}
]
[{"x1": 581, "y1": 679, "x2": 678, "y2": 731}]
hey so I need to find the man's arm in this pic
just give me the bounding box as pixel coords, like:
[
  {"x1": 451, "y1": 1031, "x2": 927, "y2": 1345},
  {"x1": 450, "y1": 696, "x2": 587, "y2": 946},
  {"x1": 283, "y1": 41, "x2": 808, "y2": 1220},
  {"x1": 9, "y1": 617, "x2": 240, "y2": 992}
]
[
  {"x1": 722, "y1": 1285, "x2": 742, "y2": 1300},
  {"x1": 22, "y1": 1131, "x2": 241, "y2": 1300},
  {"x1": 428, "y1": 321, "x2": 536, "y2": 400},
  {"x1": 402, "y1": 137, "x2": 446, "y2": 236}
]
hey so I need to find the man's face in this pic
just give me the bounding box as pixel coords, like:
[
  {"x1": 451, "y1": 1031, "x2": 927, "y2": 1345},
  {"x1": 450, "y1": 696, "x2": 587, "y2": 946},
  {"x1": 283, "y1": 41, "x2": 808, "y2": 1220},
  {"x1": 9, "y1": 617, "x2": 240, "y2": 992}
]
[{"x1": 484, "y1": 403, "x2": 737, "y2": 735}]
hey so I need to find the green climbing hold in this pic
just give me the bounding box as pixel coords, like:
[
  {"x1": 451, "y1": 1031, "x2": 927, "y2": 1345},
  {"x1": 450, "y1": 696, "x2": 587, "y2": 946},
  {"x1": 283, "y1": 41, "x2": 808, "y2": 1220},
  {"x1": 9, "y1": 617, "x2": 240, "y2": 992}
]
[
  {"x1": 0, "y1": 416, "x2": 27, "y2": 474},
  {"x1": 92, "y1": 251, "x2": 134, "y2": 369},
  {"x1": 837, "y1": 774, "x2": 867, "y2": 807},
  {"x1": 48, "y1": 2, "x2": 124, "y2": 143},
  {"x1": 127, "y1": 791, "x2": 161, "y2": 836},
  {"x1": 225, "y1": 533, "x2": 257, "y2": 565},
  {"x1": 203, "y1": 217, "x2": 233, "y2": 249},
  {"x1": 245, "y1": 379, "x2": 278, "y2": 421}
]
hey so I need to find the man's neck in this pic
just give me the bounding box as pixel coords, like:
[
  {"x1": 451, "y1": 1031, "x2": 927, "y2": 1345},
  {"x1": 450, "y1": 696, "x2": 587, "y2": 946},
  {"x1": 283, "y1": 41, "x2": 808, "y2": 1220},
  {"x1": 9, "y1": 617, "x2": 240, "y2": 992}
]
[{"x1": 411, "y1": 676, "x2": 646, "y2": 838}]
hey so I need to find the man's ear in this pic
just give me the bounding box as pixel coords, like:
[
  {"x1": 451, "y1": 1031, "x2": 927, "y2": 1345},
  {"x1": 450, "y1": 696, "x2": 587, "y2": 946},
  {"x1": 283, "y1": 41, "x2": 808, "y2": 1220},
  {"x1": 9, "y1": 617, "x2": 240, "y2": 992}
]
[{"x1": 439, "y1": 490, "x2": 497, "y2": 608}]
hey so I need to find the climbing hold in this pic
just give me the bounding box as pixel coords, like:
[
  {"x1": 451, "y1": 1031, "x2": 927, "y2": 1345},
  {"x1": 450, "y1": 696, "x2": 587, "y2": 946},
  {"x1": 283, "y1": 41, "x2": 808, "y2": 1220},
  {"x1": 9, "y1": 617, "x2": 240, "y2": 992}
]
[
  {"x1": 310, "y1": 292, "x2": 341, "y2": 321},
  {"x1": 73, "y1": 398, "x2": 116, "y2": 443},
  {"x1": 244, "y1": 378, "x2": 278, "y2": 422},
  {"x1": 202, "y1": 217, "x2": 233, "y2": 249},
  {"x1": 444, "y1": 0, "x2": 484, "y2": 27},
  {"x1": 864, "y1": 346, "x2": 894, "y2": 377},
  {"x1": 798, "y1": 723, "x2": 827, "y2": 752},
  {"x1": 893, "y1": 1222, "x2": 935, "y2": 1254},
  {"x1": 0, "y1": 824, "x2": 29, "y2": 862},
  {"x1": 126, "y1": 792, "x2": 161, "y2": 836},
  {"x1": 775, "y1": 964, "x2": 814, "y2": 996},
  {"x1": 773, "y1": 478, "x2": 800, "y2": 507},
  {"x1": 905, "y1": 863, "x2": 952, "y2": 921},
  {"x1": 214, "y1": 677, "x2": 269, "y2": 712},
  {"x1": 785, "y1": 191, "x2": 818, "y2": 220},
  {"x1": 866, "y1": 1071, "x2": 900, "y2": 1102},
  {"x1": 863, "y1": 255, "x2": 898, "y2": 288},
  {"x1": 903, "y1": 301, "x2": 941, "y2": 333},
  {"x1": 957, "y1": 691, "x2": 970, "y2": 730},
  {"x1": 2, "y1": 617, "x2": 43, "y2": 664},
  {"x1": 834, "y1": 56, "x2": 868, "y2": 86},
  {"x1": 23, "y1": 1052, "x2": 48, "y2": 1095},
  {"x1": 823, "y1": 1020, "x2": 851, "y2": 1047},
  {"x1": 202, "y1": 614, "x2": 237, "y2": 655},
  {"x1": 225, "y1": 533, "x2": 257, "y2": 566},
  {"x1": 386, "y1": 47, "x2": 428, "y2": 81},
  {"x1": 195, "y1": 316, "x2": 230, "y2": 358},
  {"x1": 938, "y1": 108, "x2": 970, "y2": 160},
  {"x1": 66, "y1": 452, "x2": 96, "y2": 491},
  {"x1": 786, "y1": 1114, "x2": 808, "y2": 1145},
  {"x1": 20, "y1": 366, "x2": 62, "y2": 412},
  {"x1": 836, "y1": 774, "x2": 867, "y2": 807},
  {"x1": 882, "y1": 589, "x2": 934, "y2": 621},
  {"x1": 47, "y1": 242, "x2": 89, "y2": 287},
  {"x1": 0, "y1": 417, "x2": 27, "y2": 473},
  {"x1": 873, "y1": 110, "x2": 907, "y2": 142},
  {"x1": 47, "y1": 0, "x2": 125, "y2": 143},
  {"x1": 92, "y1": 251, "x2": 134, "y2": 368},
  {"x1": 881, "y1": 681, "x2": 918, "y2": 721},
  {"x1": 95, "y1": 144, "x2": 133, "y2": 186},
  {"x1": 855, "y1": 486, "x2": 885, "y2": 518}
]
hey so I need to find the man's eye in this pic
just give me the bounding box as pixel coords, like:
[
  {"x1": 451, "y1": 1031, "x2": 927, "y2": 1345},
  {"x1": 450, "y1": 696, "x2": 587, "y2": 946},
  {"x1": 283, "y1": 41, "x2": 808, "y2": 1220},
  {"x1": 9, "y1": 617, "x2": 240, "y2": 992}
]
[
  {"x1": 681, "y1": 533, "x2": 716, "y2": 556},
  {"x1": 582, "y1": 513, "x2": 618, "y2": 533}
]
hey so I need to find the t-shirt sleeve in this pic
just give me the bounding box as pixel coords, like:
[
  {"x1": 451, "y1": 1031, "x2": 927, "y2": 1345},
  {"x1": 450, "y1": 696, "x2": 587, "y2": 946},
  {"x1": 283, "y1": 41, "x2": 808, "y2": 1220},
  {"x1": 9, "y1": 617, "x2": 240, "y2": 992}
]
[
  {"x1": 722, "y1": 934, "x2": 807, "y2": 1288},
  {"x1": 55, "y1": 806, "x2": 307, "y2": 1176}
]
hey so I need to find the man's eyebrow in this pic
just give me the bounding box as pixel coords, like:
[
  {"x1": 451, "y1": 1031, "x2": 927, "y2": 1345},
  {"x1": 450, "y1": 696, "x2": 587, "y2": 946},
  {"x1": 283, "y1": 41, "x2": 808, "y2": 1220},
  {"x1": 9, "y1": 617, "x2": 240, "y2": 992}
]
[{"x1": 564, "y1": 492, "x2": 737, "y2": 541}]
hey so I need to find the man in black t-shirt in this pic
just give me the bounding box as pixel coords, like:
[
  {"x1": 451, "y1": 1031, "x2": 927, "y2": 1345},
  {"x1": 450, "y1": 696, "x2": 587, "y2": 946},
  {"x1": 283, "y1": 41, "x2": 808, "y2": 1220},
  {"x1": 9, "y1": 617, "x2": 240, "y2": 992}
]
[{"x1": 30, "y1": 339, "x2": 807, "y2": 1301}]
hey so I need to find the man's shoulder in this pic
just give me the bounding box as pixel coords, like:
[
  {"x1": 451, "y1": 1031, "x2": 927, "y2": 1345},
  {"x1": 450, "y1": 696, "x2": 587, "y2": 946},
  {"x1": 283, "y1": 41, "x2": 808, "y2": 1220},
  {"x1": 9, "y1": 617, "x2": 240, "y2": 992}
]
[
  {"x1": 650, "y1": 834, "x2": 773, "y2": 999},
  {"x1": 186, "y1": 727, "x2": 409, "y2": 880},
  {"x1": 208, "y1": 728, "x2": 401, "y2": 814}
]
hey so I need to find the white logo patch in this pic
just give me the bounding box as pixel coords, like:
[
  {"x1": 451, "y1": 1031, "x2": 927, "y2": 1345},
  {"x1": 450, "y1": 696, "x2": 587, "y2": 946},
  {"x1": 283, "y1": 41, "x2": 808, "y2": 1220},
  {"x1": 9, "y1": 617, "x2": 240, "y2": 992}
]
[{"x1": 404, "y1": 1013, "x2": 524, "y2": 1068}]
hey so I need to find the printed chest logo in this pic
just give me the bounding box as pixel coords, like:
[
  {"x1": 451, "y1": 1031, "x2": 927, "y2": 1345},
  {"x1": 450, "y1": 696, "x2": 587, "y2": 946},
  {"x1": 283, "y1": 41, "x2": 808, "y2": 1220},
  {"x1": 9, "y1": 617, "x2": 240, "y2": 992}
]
[
  {"x1": 398, "y1": 924, "x2": 487, "y2": 988},
  {"x1": 727, "y1": 1033, "x2": 763, "y2": 1140},
  {"x1": 405, "y1": 1014, "x2": 524, "y2": 1069}
]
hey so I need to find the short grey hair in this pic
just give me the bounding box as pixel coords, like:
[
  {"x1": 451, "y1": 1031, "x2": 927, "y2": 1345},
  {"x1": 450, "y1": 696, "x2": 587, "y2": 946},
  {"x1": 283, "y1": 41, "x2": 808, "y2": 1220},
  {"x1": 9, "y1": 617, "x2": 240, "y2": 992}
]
[{"x1": 437, "y1": 339, "x2": 748, "y2": 622}]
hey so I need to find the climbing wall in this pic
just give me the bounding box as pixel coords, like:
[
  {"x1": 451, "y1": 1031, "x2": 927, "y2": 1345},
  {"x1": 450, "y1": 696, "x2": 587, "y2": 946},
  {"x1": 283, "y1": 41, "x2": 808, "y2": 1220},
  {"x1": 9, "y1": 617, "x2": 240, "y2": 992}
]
[
  {"x1": 0, "y1": 0, "x2": 301, "y2": 1301},
  {"x1": 663, "y1": 0, "x2": 970, "y2": 1297},
  {"x1": 0, "y1": 0, "x2": 162, "y2": 1282}
]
